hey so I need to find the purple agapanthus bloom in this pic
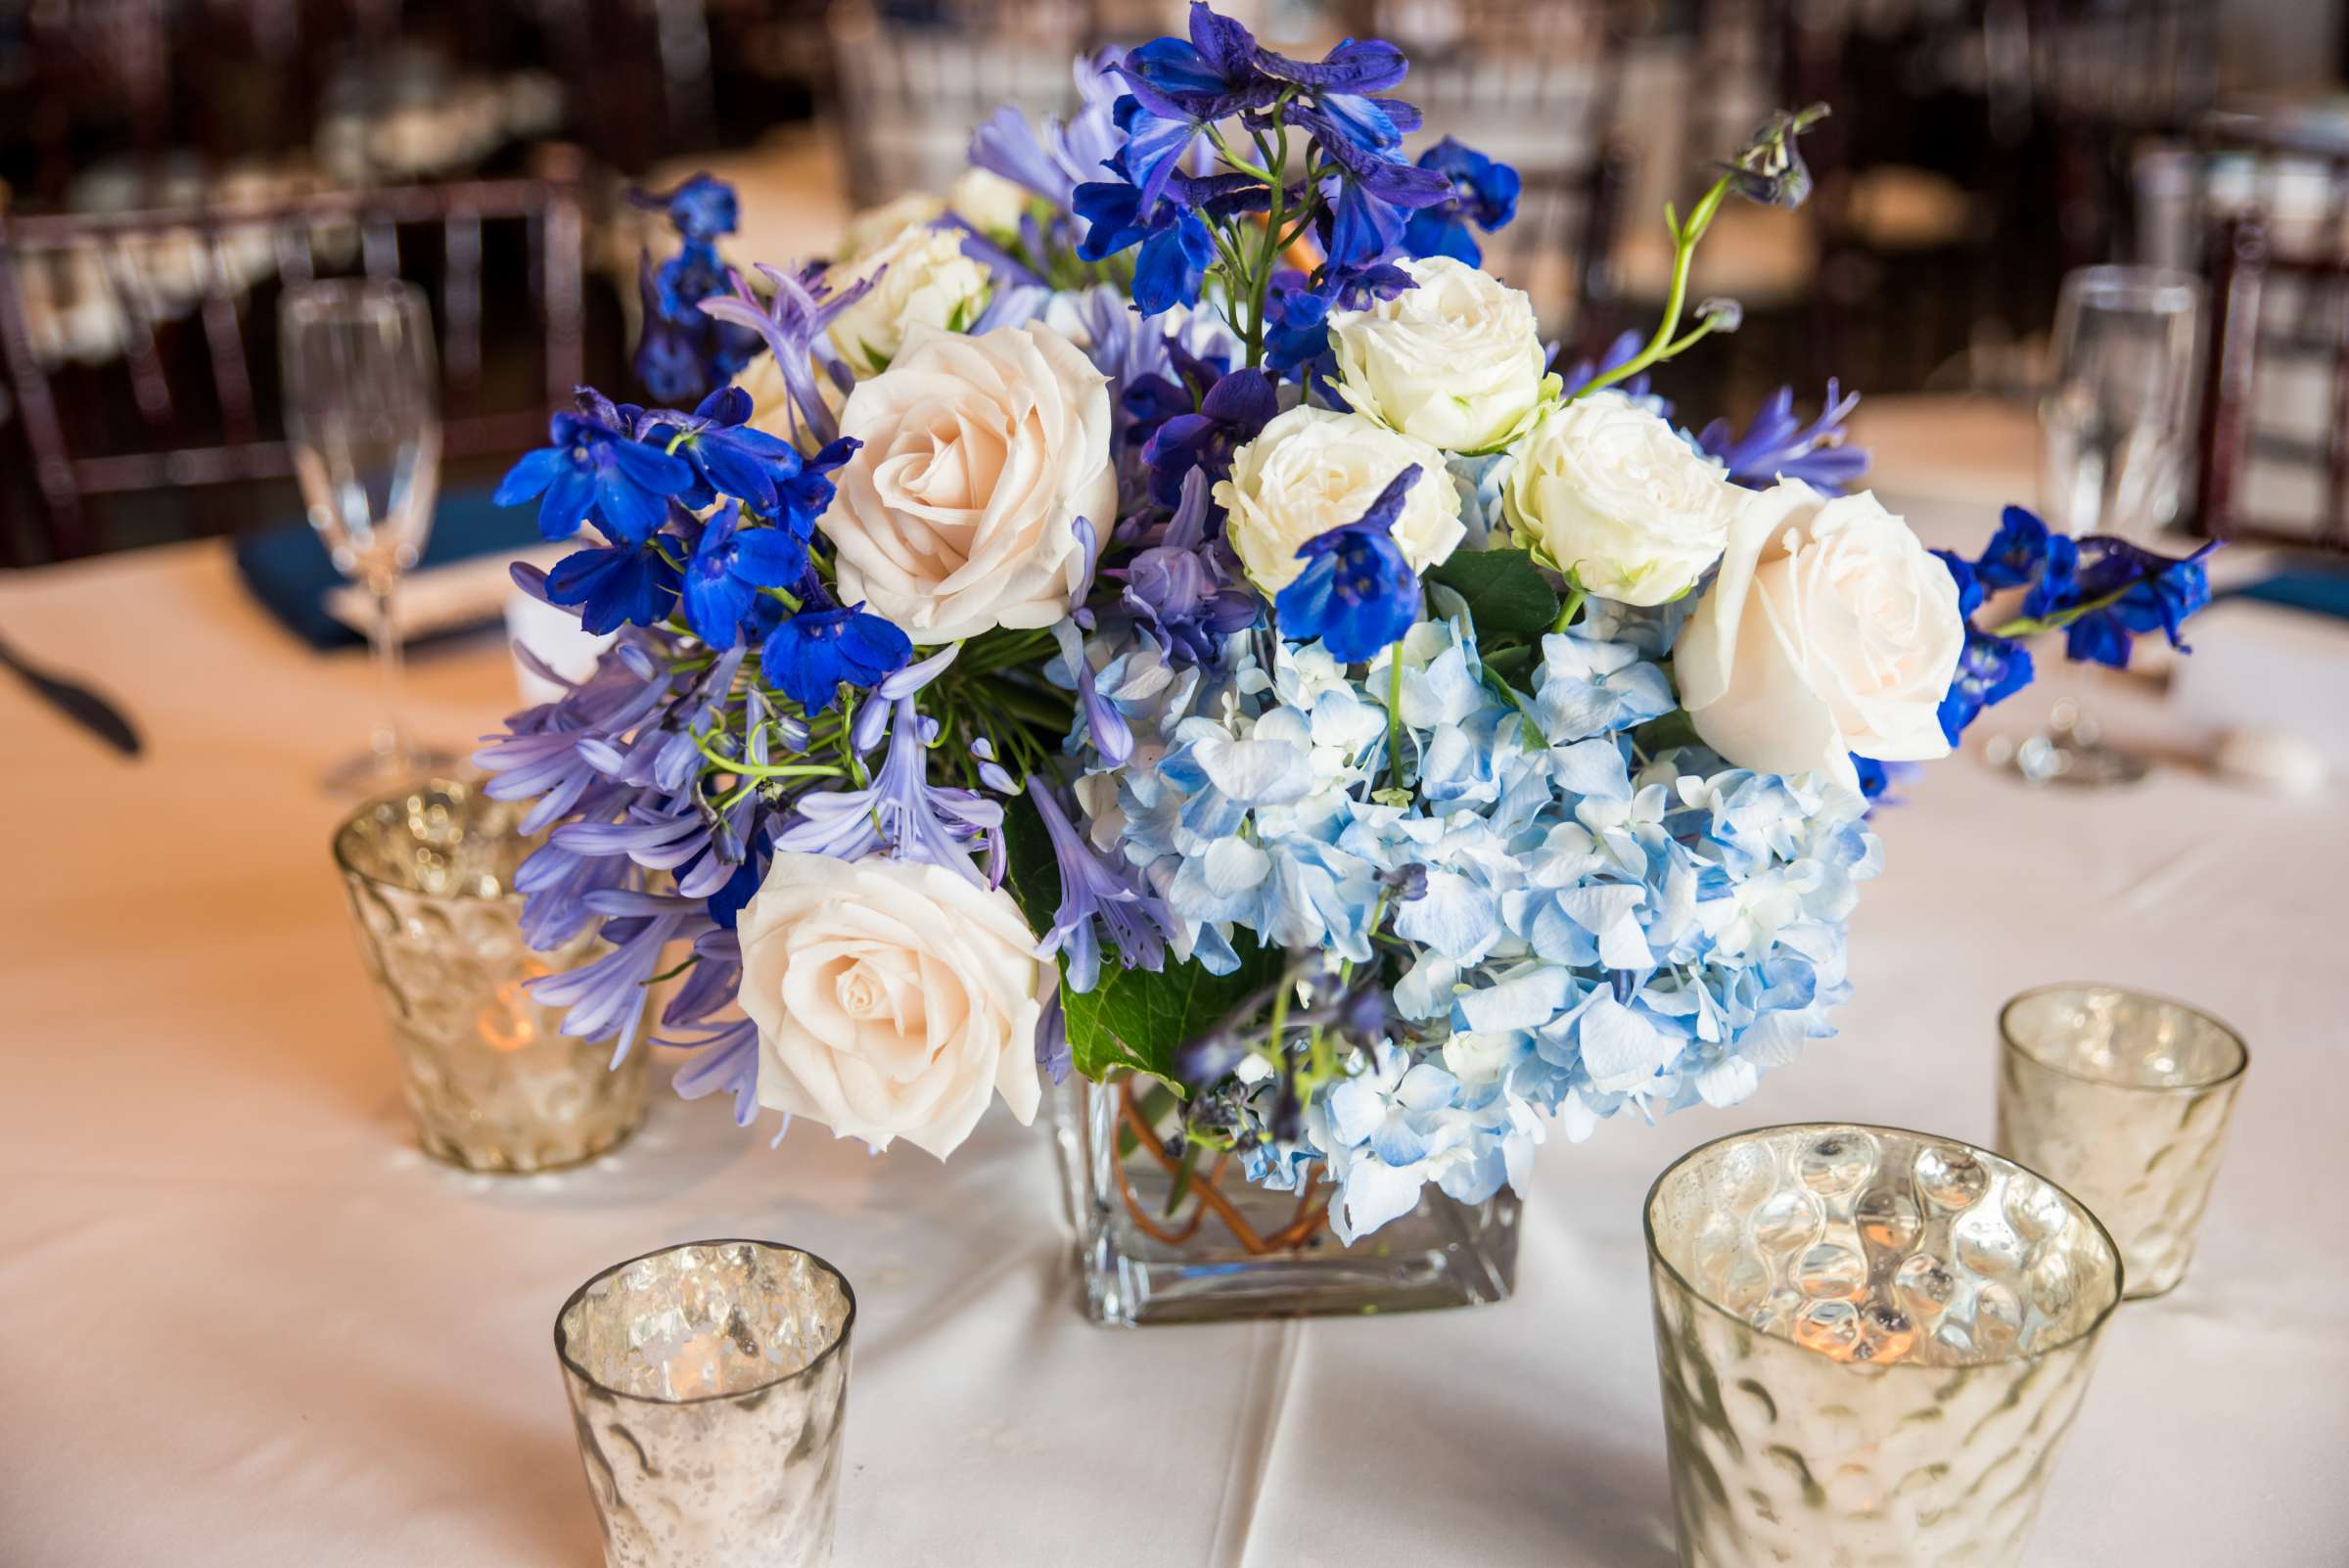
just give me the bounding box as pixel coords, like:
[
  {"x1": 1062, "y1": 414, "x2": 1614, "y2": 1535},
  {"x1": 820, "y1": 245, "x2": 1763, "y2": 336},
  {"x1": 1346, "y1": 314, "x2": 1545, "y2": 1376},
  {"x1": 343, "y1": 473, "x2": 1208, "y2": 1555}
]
[
  {"x1": 495, "y1": 407, "x2": 695, "y2": 544},
  {"x1": 680, "y1": 502, "x2": 807, "y2": 649},
  {"x1": 1028, "y1": 777, "x2": 1170, "y2": 993},
  {"x1": 1403, "y1": 137, "x2": 1520, "y2": 265},
  {"x1": 698, "y1": 262, "x2": 878, "y2": 446},
  {"x1": 968, "y1": 49, "x2": 1127, "y2": 213},
  {"x1": 771, "y1": 694, "x2": 1003, "y2": 884},
  {"x1": 1275, "y1": 466, "x2": 1424, "y2": 660},
  {"x1": 1116, "y1": 470, "x2": 1260, "y2": 663},
  {"x1": 1697, "y1": 382, "x2": 1867, "y2": 494},
  {"x1": 760, "y1": 604, "x2": 913, "y2": 715},
  {"x1": 530, "y1": 890, "x2": 714, "y2": 1064}
]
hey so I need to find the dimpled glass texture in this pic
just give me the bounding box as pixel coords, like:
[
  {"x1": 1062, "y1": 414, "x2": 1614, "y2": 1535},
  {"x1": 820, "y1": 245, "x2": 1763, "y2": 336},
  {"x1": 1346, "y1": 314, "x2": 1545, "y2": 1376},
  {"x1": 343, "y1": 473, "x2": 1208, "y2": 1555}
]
[
  {"x1": 1999, "y1": 985, "x2": 2247, "y2": 1299},
  {"x1": 334, "y1": 779, "x2": 647, "y2": 1172},
  {"x1": 1644, "y1": 1124, "x2": 2123, "y2": 1568},
  {"x1": 555, "y1": 1241, "x2": 855, "y2": 1568}
]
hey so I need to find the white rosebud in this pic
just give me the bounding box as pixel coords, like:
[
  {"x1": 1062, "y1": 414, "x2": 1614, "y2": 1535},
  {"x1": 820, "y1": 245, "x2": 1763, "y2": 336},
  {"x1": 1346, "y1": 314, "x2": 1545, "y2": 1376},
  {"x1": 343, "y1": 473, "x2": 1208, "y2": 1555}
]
[
  {"x1": 1502, "y1": 390, "x2": 1742, "y2": 605},
  {"x1": 1328, "y1": 256, "x2": 1554, "y2": 453},
  {"x1": 947, "y1": 167, "x2": 1031, "y2": 238},
  {"x1": 835, "y1": 192, "x2": 945, "y2": 263},
  {"x1": 1217, "y1": 405, "x2": 1464, "y2": 594},
  {"x1": 824, "y1": 223, "x2": 990, "y2": 378},
  {"x1": 1676, "y1": 481, "x2": 1964, "y2": 788}
]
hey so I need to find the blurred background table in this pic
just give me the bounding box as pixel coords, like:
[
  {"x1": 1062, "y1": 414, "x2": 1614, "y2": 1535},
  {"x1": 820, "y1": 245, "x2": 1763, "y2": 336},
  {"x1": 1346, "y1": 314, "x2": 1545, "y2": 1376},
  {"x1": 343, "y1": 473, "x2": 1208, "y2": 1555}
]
[{"x1": 4, "y1": 479, "x2": 2347, "y2": 1566}]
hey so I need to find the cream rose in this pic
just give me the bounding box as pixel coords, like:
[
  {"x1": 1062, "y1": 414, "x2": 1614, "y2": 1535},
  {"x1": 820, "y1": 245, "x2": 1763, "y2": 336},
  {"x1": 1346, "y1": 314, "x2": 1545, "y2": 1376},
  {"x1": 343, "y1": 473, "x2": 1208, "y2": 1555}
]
[
  {"x1": 1217, "y1": 405, "x2": 1464, "y2": 593},
  {"x1": 1676, "y1": 481, "x2": 1964, "y2": 788},
  {"x1": 948, "y1": 167, "x2": 1031, "y2": 238},
  {"x1": 836, "y1": 192, "x2": 945, "y2": 263},
  {"x1": 825, "y1": 320, "x2": 1115, "y2": 642},
  {"x1": 1328, "y1": 256, "x2": 1553, "y2": 453},
  {"x1": 824, "y1": 223, "x2": 991, "y2": 378},
  {"x1": 1502, "y1": 390, "x2": 1741, "y2": 605},
  {"x1": 741, "y1": 853, "x2": 1050, "y2": 1159}
]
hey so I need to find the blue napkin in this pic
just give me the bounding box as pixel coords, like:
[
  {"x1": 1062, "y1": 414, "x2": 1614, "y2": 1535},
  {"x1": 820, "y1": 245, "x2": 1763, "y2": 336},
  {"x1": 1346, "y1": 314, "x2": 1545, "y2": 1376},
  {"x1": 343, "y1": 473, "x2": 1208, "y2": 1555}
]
[
  {"x1": 2228, "y1": 563, "x2": 2349, "y2": 623},
  {"x1": 233, "y1": 487, "x2": 545, "y2": 649}
]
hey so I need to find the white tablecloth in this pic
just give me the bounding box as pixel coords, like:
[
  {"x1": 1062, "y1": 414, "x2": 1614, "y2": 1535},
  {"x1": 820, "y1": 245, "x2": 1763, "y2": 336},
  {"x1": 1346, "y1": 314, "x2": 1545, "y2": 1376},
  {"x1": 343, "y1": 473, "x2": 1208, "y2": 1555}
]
[{"x1": 4, "y1": 536, "x2": 2346, "y2": 1568}]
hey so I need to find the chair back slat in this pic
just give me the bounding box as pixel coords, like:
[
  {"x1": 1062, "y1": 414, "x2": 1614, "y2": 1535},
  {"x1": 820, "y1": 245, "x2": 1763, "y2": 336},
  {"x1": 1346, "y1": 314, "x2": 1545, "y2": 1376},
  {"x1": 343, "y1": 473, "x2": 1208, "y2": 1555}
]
[
  {"x1": 0, "y1": 155, "x2": 592, "y2": 563},
  {"x1": 2196, "y1": 208, "x2": 2349, "y2": 552}
]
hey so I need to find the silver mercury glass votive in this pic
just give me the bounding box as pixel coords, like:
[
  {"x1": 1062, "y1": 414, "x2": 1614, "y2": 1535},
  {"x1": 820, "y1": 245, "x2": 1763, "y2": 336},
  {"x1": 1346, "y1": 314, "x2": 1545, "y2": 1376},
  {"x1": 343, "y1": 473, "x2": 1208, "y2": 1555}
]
[
  {"x1": 555, "y1": 1240, "x2": 856, "y2": 1568},
  {"x1": 1998, "y1": 984, "x2": 2248, "y2": 1299},
  {"x1": 1644, "y1": 1123, "x2": 2123, "y2": 1568},
  {"x1": 334, "y1": 778, "x2": 647, "y2": 1171}
]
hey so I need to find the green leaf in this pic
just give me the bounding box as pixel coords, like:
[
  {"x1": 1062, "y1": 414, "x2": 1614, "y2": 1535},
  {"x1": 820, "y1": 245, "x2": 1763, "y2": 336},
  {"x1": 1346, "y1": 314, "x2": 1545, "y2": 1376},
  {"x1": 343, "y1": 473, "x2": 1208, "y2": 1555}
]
[
  {"x1": 1426, "y1": 547, "x2": 1561, "y2": 640},
  {"x1": 1000, "y1": 788, "x2": 1285, "y2": 1088}
]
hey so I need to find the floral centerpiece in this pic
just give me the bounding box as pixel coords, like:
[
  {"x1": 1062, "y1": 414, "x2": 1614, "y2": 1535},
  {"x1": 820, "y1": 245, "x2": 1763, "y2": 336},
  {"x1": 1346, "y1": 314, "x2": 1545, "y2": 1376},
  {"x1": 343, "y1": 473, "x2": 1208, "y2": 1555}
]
[{"x1": 480, "y1": 4, "x2": 2216, "y2": 1324}]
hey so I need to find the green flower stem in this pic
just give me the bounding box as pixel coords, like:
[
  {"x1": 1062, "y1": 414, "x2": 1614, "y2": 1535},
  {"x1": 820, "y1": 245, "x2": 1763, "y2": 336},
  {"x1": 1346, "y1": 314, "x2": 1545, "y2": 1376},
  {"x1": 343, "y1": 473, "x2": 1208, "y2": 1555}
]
[
  {"x1": 1573, "y1": 176, "x2": 1732, "y2": 401},
  {"x1": 692, "y1": 730, "x2": 845, "y2": 779},
  {"x1": 1550, "y1": 583, "x2": 1589, "y2": 634},
  {"x1": 1385, "y1": 648, "x2": 1407, "y2": 788}
]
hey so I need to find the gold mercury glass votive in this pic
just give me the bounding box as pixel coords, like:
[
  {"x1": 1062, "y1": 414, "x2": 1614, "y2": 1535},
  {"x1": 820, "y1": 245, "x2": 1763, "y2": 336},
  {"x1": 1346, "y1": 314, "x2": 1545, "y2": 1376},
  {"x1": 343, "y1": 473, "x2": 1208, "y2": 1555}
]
[
  {"x1": 1644, "y1": 1123, "x2": 2123, "y2": 1568},
  {"x1": 334, "y1": 778, "x2": 647, "y2": 1172},
  {"x1": 1998, "y1": 984, "x2": 2248, "y2": 1299},
  {"x1": 556, "y1": 1240, "x2": 856, "y2": 1568}
]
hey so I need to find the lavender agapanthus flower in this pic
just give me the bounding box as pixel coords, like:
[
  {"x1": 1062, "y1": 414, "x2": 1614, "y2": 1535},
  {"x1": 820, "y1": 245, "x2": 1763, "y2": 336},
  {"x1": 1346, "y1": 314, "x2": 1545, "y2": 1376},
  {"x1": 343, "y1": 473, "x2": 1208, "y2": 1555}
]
[
  {"x1": 771, "y1": 694, "x2": 1004, "y2": 884},
  {"x1": 1027, "y1": 777, "x2": 1170, "y2": 992},
  {"x1": 698, "y1": 262, "x2": 877, "y2": 445},
  {"x1": 1697, "y1": 382, "x2": 1867, "y2": 493},
  {"x1": 968, "y1": 49, "x2": 1127, "y2": 214}
]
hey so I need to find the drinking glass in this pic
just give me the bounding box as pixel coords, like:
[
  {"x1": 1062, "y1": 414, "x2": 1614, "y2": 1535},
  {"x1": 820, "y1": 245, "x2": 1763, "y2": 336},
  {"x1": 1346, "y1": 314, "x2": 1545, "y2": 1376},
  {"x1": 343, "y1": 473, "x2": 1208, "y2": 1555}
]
[
  {"x1": 2016, "y1": 264, "x2": 2202, "y2": 786},
  {"x1": 1998, "y1": 984, "x2": 2248, "y2": 1299},
  {"x1": 556, "y1": 1240, "x2": 856, "y2": 1568},
  {"x1": 1645, "y1": 1123, "x2": 2124, "y2": 1568},
  {"x1": 281, "y1": 279, "x2": 451, "y2": 792}
]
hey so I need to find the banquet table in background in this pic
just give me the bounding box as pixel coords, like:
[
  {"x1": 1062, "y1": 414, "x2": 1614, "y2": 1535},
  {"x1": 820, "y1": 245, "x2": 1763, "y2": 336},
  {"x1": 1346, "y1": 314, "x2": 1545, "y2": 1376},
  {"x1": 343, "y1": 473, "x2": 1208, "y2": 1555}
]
[{"x1": 4, "y1": 518, "x2": 2347, "y2": 1567}]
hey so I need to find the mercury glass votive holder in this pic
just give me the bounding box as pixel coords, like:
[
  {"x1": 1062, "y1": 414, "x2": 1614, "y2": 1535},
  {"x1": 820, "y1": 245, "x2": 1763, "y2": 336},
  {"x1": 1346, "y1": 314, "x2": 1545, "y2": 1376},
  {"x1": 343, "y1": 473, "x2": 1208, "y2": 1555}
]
[
  {"x1": 556, "y1": 1240, "x2": 856, "y2": 1568},
  {"x1": 334, "y1": 779, "x2": 647, "y2": 1172},
  {"x1": 1644, "y1": 1124, "x2": 2123, "y2": 1568},
  {"x1": 1998, "y1": 984, "x2": 2248, "y2": 1299}
]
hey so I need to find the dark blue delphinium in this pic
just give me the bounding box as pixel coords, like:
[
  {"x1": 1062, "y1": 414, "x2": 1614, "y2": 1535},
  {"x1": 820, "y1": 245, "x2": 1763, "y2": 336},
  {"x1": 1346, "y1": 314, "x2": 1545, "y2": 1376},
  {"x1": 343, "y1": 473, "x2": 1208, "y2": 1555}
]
[
  {"x1": 760, "y1": 605, "x2": 914, "y2": 715},
  {"x1": 1275, "y1": 467, "x2": 1425, "y2": 661},
  {"x1": 496, "y1": 407, "x2": 695, "y2": 544},
  {"x1": 1403, "y1": 137, "x2": 1521, "y2": 265},
  {"x1": 680, "y1": 501, "x2": 809, "y2": 650},
  {"x1": 1138, "y1": 357, "x2": 1277, "y2": 507}
]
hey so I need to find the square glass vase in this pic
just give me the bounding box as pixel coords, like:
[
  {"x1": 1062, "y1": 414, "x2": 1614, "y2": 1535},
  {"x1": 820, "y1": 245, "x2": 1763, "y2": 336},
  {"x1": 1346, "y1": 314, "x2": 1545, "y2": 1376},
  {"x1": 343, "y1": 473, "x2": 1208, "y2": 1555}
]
[{"x1": 1048, "y1": 1072, "x2": 1520, "y2": 1326}]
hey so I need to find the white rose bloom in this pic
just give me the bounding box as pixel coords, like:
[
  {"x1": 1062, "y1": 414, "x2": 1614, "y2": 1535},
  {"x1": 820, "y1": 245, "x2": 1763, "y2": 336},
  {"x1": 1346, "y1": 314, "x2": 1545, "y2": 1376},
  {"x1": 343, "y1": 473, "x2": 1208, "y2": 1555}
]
[
  {"x1": 742, "y1": 853, "x2": 1050, "y2": 1159},
  {"x1": 1676, "y1": 481, "x2": 1964, "y2": 789},
  {"x1": 826, "y1": 321, "x2": 1115, "y2": 643},
  {"x1": 836, "y1": 192, "x2": 945, "y2": 263},
  {"x1": 1328, "y1": 256, "x2": 1554, "y2": 453},
  {"x1": 947, "y1": 167, "x2": 1031, "y2": 237},
  {"x1": 1217, "y1": 405, "x2": 1464, "y2": 594},
  {"x1": 1502, "y1": 390, "x2": 1742, "y2": 605},
  {"x1": 824, "y1": 224, "x2": 991, "y2": 378}
]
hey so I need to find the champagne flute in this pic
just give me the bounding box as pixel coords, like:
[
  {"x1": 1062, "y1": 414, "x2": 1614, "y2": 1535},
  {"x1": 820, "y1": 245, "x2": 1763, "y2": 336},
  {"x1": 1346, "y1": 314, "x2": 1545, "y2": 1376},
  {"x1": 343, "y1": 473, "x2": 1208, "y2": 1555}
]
[
  {"x1": 2016, "y1": 263, "x2": 2202, "y2": 787},
  {"x1": 281, "y1": 280, "x2": 452, "y2": 793}
]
